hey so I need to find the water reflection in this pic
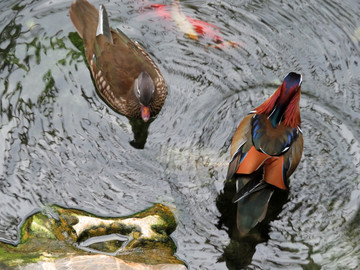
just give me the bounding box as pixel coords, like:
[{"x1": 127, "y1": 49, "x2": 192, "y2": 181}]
[
  {"x1": 216, "y1": 173, "x2": 288, "y2": 269},
  {"x1": 128, "y1": 117, "x2": 152, "y2": 149},
  {"x1": 1, "y1": 0, "x2": 360, "y2": 269}
]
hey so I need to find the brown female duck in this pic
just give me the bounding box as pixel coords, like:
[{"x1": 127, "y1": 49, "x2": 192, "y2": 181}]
[{"x1": 70, "y1": 0, "x2": 167, "y2": 121}]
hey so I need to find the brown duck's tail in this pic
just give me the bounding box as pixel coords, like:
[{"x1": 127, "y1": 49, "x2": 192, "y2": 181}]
[{"x1": 69, "y1": 0, "x2": 98, "y2": 49}]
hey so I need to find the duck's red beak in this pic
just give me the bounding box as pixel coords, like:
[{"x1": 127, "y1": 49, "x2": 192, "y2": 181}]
[{"x1": 141, "y1": 105, "x2": 150, "y2": 122}]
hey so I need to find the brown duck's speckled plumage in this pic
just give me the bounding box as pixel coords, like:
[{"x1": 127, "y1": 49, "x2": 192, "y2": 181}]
[{"x1": 69, "y1": 0, "x2": 167, "y2": 119}]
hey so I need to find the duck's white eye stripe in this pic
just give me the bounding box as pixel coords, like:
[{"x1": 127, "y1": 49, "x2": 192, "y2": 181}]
[{"x1": 136, "y1": 81, "x2": 140, "y2": 96}]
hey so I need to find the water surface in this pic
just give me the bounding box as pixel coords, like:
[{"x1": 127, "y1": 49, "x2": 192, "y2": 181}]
[{"x1": 0, "y1": 0, "x2": 360, "y2": 269}]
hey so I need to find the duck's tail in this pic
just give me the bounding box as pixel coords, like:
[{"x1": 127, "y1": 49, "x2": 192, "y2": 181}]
[
  {"x1": 234, "y1": 174, "x2": 274, "y2": 236},
  {"x1": 69, "y1": 0, "x2": 98, "y2": 50}
]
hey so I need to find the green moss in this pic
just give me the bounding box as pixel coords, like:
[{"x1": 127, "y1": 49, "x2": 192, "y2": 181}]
[
  {"x1": 0, "y1": 245, "x2": 41, "y2": 267},
  {"x1": 29, "y1": 214, "x2": 56, "y2": 240},
  {"x1": 68, "y1": 32, "x2": 84, "y2": 52},
  {"x1": 134, "y1": 204, "x2": 177, "y2": 235}
]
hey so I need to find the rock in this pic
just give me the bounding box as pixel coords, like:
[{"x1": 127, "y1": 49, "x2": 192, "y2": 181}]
[
  {"x1": 17, "y1": 255, "x2": 187, "y2": 270},
  {"x1": 0, "y1": 204, "x2": 186, "y2": 269}
]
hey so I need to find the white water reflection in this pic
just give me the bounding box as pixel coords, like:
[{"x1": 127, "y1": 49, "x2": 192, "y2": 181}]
[{"x1": 0, "y1": 0, "x2": 360, "y2": 269}]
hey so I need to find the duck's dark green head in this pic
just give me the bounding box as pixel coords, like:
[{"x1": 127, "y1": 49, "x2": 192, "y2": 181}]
[
  {"x1": 133, "y1": 71, "x2": 155, "y2": 122},
  {"x1": 278, "y1": 72, "x2": 302, "y2": 106}
]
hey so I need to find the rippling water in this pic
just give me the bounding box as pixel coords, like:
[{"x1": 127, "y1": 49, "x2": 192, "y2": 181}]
[{"x1": 1, "y1": 0, "x2": 360, "y2": 269}]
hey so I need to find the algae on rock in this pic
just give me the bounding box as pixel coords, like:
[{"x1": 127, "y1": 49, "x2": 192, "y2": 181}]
[{"x1": 0, "y1": 204, "x2": 186, "y2": 269}]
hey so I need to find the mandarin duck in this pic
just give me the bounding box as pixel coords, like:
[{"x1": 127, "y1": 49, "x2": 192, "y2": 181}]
[
  {"x1": 70, "y1": 0, "x2": 167, "y2": 121},
  {"x1": 226, "y1": 72, "x2": 304, "y2": 236}
]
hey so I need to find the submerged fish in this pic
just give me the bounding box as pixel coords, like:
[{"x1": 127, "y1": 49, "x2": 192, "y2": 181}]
[{"x1": 144, "y1": 1, "x2": 240, "y2": 49}]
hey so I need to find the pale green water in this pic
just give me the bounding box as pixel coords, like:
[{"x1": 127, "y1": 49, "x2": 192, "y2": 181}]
[{"x1": 0, "y1": 0, "x2": 360, "y2": 269}]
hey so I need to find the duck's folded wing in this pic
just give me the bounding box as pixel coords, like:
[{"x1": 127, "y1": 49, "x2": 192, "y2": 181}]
[{"x1": 226, "y1": 114, "x2": 253, "y2": 181}]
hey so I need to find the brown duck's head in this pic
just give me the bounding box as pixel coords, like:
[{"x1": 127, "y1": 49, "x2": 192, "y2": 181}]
[{"x1": 133, "y1": 71, "x2": 155, "y2": 122}]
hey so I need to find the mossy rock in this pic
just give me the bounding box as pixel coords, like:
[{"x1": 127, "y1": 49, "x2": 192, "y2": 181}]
[{"x1": 0, "y1": 204, "x2": 186, "y2": 269}]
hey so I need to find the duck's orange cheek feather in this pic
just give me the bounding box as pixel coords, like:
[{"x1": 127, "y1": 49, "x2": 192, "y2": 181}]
[{"x1": 236, "y1": 146, "x2": 287, "y2": 190}]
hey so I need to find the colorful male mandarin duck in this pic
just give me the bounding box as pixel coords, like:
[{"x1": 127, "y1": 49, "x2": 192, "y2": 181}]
[
  {"x1": 70, "y1": 0, "x2": 167, "y2": 121},
  {"x1": 226, "y1": 72, "x2": 304, "y2": 235}
]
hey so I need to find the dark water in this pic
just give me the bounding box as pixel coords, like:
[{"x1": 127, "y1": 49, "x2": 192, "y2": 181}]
[{"x1": 1, "y1": 0, "x2": 360, "y2": 269}]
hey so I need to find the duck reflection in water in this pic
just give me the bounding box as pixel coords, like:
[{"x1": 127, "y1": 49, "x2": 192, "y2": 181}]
[
  {"x1": 69, "y1": 0, "x2": 167, "y2": 149},
  {"x1": 217, "y1": 72, "x2": 303, "y2": 268},
  {"x1": 128, "y1": 117, "x2": 153, "y2": 149},
  {"x1": 217, "y1": 171, "x2": 288, "y2": 269}
]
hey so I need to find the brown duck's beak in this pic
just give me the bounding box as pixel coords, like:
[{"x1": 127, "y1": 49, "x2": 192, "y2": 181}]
[{"x1": 141, "y1": 105, "x2": 150, "y2": 122}]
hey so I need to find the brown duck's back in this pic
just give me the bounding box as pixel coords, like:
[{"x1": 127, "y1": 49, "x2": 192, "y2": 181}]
[
  {"x1": 70, "y1": 0, "x2": 162, "y2": 91},
  {"x1": 108, "y1": 30, "x2": 167, "y2": 115},
  {"x1": 69, "y1": 0, "x2": 167, "y2": 119}
]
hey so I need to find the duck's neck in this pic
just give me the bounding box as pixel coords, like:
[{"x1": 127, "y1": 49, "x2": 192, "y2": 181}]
[
  {"x1": 268, "y1": 105, "x2": 285, "y2": 128},
  {"x1": 268, "y1": 91, "x2": 301, "y2": 128}
]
